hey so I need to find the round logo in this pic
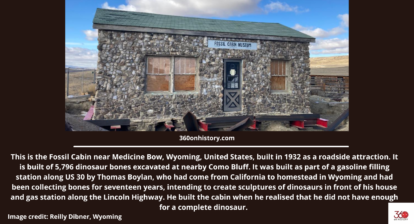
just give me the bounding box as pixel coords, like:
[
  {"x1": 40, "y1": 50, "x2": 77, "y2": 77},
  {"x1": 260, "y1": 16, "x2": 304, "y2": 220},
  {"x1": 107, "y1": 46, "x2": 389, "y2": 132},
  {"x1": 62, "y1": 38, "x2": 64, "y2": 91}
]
[{"x1": 401, "y1": 211, "x2": 409, "y2": 218}]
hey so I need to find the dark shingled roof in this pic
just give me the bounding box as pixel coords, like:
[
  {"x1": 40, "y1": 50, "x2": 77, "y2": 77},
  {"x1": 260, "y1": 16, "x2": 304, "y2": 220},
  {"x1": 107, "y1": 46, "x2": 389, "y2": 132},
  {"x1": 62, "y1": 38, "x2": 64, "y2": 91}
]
[{"x1": 93, "y1": 8, "x2": 314, "y2": 40}]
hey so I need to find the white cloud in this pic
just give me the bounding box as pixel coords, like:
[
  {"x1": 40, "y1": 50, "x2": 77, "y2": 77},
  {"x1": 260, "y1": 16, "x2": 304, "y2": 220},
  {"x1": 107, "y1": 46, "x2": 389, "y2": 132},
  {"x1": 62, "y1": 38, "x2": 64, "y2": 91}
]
[
  {"x1": 338, "y1": 14, "x2": 349, "y2": 27},
  {"x1": 310, "y1": 38, "x2": 349, "y2": 54},
  {"x1": 101, "y1": 0, "x2": 262, "y2": 17},
  {"x1": 264, "y1": 1, "x2": 309, "y2": 13},
  {"x1": 311, "y1": 47, "x2": 348, "y2": 55},
  {"x1": 293, "y1": 24, "x2": 345, "y2": 38},
  {"x1": 65, "y1": 47, "x2": 98, "y2": 68},
  {"x1": 293, "y1": 13, "x2": 348, "y2": 38},
  {"x1": 310, "y1": 38, "x2": 349, "y2": 50},
  {"x1": 102, "y1": 2, "x2": 137, "y2": 11},
  {"x1": 83, "y1": 29, "x2": 98, "y2": 41}
]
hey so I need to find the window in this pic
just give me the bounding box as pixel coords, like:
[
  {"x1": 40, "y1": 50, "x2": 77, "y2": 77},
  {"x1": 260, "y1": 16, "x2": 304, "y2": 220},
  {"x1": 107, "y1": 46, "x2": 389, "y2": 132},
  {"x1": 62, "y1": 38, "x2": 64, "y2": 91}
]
[
  {"x1": 270, "y1": 60, "x2": 289, "y2": 92},
  {"x1": 147, "y1": 57, "x2": 171, "y2": 91},
  {"x1": 174, "y1": 58, "x2": 196, "y2": 91},
  {"x1": 225, "y1": 62, "x2": 240, "y2": 89},
  {"x1": 146, "y1": 56, "x2": 197, "y2": 92}
]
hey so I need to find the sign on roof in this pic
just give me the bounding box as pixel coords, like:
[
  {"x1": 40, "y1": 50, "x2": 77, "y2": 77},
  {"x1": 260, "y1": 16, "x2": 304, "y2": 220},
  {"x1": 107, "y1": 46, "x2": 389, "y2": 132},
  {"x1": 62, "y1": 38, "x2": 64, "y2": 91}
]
[{"x1": 208, "y1": 40, "x2": 257, "y2": 50}]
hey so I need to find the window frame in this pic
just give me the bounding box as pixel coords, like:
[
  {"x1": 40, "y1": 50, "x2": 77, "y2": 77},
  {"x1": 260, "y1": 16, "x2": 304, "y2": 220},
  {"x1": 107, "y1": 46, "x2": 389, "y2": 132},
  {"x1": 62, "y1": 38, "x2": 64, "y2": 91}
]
[
  {"x1": 145, "y1": 56, "x2": 198, "y2": 94},
  {"x1": 173, "y1": 57, "x2": 197, "y2": 92},
  {"x1": 270, "y1": 59, "x2": 291, "y2": 94},
  {"x1": 146, "y1": 56, "x2": 172, "y2": 93}
]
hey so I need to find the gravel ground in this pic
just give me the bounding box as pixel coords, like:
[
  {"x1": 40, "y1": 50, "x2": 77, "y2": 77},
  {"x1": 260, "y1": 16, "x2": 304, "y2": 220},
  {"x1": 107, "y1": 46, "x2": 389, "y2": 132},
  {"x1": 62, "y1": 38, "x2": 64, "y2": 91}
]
[
  {"x1": 309, "y1": 95, "x2": 349, "y2": 131},
  {"x1": 65, "y1": 113, "x2": 107, "y2": 131}
]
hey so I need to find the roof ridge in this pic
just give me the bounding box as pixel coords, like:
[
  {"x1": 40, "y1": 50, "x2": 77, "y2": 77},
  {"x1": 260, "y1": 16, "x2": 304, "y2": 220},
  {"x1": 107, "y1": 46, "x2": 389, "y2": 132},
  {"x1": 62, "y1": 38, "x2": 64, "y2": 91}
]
[
  {"x1": 274, "y1": 22, "x2": 314, "y2": 39},
  {"x1": 96, "y1": 8, "x2": 282, "y2": 25}
]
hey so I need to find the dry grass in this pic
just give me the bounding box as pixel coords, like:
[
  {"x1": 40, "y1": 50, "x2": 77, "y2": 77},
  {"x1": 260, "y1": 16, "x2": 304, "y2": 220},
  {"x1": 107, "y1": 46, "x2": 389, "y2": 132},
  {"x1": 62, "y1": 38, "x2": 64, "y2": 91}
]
[
  {"x1": 310, "y1": 56, "x2": 349, "y2": 68},
  {"x1": 65, "y1": 70, "x2": 96, "y2": 97},
  {"x1": 310, "y1": 56, "x2": 349, "y2": 76}
]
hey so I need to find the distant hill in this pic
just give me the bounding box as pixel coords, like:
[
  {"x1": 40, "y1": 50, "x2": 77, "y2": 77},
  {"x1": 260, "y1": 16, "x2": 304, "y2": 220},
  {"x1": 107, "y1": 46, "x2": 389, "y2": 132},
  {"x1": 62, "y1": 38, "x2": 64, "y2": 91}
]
[
  {"x1": 310, "y1": 56, "x2": 348, "y2": 68},
  {"x1": 310, "y1": 56, "x2": 348, "y2": 76}
]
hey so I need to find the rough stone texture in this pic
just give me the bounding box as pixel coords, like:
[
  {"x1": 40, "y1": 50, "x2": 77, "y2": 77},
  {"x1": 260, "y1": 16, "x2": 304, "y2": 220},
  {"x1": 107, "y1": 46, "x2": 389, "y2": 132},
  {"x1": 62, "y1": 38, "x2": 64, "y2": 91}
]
[
  {"x1": 93, "y1": 30, "x2": 312, "y2": 120},
  {"x1": 309, "y1": 95, "x2": 348, "y2": 116},
  {"x1": 309, "y1": 95, "x2": 349, "y2": 127}
]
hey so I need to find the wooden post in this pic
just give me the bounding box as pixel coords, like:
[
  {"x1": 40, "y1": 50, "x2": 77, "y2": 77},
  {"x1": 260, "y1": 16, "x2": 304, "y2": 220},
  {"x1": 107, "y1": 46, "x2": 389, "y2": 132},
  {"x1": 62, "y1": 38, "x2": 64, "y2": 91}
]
[{"x1": 66, "y1": 68, "x2": 70, "y2": 97}]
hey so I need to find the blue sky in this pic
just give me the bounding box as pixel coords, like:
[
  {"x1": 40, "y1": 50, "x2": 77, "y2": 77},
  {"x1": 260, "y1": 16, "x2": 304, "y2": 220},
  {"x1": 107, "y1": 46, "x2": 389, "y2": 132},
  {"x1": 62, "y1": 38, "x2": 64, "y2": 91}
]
[{"x1": 66, "y1": 0, "x2": 349, "y2": 68}]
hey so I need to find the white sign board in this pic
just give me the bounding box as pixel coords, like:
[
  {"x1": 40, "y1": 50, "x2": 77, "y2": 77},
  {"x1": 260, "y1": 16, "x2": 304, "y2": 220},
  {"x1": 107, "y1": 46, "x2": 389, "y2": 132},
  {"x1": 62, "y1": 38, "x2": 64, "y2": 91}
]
[{"x1": 208, "y1": 40, "x2": 257, "y2": 50}]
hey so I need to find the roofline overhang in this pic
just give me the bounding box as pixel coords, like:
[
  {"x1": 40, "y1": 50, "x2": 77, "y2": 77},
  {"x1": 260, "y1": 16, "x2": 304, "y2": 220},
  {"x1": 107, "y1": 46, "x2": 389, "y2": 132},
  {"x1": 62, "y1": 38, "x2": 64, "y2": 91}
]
[{"x1": 93, "y1": 23, "x2": 316, "y2": 43}]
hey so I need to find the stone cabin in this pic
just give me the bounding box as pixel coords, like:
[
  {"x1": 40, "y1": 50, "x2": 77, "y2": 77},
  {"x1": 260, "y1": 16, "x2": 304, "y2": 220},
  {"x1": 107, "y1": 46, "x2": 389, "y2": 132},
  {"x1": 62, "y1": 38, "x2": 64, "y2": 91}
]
[{"x1": 92, "y1": 8, "x2": 315, "y2": 122}]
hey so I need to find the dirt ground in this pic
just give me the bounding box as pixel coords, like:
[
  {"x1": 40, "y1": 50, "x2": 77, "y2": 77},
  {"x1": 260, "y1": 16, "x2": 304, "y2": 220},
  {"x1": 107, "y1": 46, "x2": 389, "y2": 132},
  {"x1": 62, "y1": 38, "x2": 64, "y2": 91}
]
[{"x1": 259, "y1": 121, "x2": 298, "y2": 131}]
